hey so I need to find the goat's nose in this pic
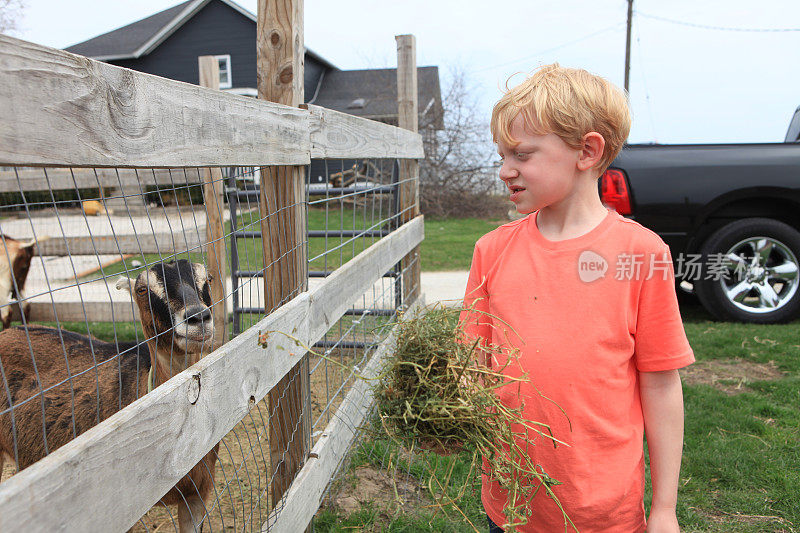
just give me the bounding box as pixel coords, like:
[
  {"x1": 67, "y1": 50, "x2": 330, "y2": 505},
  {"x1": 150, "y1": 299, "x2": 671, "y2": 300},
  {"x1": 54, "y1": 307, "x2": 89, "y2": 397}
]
[{"x1": 185, "y1": 305, "x2": 212, "y2": 326}]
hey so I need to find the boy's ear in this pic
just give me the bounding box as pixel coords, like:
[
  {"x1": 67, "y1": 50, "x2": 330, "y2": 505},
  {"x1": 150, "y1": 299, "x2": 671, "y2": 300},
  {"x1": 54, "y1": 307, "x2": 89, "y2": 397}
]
[{"x1": 577, "y1": 132, "x2": 605, "y2": 171}]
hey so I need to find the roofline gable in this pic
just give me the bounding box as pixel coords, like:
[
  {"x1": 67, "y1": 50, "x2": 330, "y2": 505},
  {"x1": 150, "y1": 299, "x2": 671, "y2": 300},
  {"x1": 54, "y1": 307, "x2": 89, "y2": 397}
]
[
  {"x1": 69, "y1": 0, "x2": 337, "y2": 70},
  {"x1": 134, "y1": 0, "x2": 207, "y2": 58}
]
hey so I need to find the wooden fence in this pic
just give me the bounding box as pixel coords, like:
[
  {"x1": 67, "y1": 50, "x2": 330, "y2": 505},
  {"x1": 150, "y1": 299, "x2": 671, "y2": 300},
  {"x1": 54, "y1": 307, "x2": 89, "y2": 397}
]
[{"x1": 0, "y1": 2, "x2": 423, "y2": 529}]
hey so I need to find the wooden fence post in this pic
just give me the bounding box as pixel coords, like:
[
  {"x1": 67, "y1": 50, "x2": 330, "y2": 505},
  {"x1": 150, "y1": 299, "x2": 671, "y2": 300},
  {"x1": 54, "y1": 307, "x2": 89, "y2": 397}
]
[
  {"x1": 396, "y1": 34, "x2": 422, "y2": 304},
  {"x1": 198, "y1": 55, "x2": 229, "y2": 350},
  {"x1": 257, "y1": 0, "x2": 311, "y2": 510}
]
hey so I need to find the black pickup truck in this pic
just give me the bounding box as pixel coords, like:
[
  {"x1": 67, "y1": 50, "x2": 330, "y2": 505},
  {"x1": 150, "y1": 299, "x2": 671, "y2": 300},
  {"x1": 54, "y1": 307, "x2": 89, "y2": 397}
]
[{"x1": 603, "y1": 107, "x2": 800, "y2": 324}]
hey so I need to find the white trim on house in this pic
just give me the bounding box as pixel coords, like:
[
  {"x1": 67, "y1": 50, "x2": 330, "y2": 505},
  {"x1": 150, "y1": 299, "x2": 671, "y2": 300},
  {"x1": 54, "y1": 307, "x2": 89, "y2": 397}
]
[
  {"x1": 215, "y1": 54, "x2": 232, "y2": 88},
  {"x1": 91, "y1": 53, "x2": 142, "y2": 62}
]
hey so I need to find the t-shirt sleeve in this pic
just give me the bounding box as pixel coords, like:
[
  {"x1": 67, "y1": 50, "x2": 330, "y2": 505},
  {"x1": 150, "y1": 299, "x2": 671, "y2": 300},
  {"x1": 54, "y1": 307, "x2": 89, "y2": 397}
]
[
  {"x1": 459, "y1": 242, "x2": 493, "y2": 358},
  {"x1": 634, "y1": 244, "x2": 695, "y2": 372}
]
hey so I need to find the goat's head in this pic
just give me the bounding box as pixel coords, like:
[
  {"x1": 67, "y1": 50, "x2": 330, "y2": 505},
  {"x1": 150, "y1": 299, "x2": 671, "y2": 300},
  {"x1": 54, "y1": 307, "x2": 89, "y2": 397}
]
[{"x1": 116, "y1": 259, "x2": 214, "y2": 357}]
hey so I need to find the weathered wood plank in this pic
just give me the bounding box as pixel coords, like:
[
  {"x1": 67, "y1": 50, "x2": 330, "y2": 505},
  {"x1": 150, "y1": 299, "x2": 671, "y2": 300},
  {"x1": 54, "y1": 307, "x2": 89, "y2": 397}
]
[
  {"x1": 9, "y1": 300, "x2": 137, "y2": 323},
  {"x1": 0, "y1": 34, "x2": 310, "y2": 168},
  {"x1": 308, "y1": 105, "x2": 424, "y2": 160},
  {"x1": 34, "y1": 232, "x2": 204, "y2": 256},
  {"x1": 0, "y1": 217, "x2": 423, "y2": 533},
  {"x1": 267, "y1": 298, "x2": 423, "y2": 533},
  {"x1": 199, "y1": 56, "x2": 229, "y2": 350},
  {"x1": 257, "y1": 0, "x2": 311, "y2": 512},
  {"x1": 0, "y1": 168, "x2": 203, "y2": 193},
  {"x1": 397, "y1": 35, "x2": 423, "y2": 305}
]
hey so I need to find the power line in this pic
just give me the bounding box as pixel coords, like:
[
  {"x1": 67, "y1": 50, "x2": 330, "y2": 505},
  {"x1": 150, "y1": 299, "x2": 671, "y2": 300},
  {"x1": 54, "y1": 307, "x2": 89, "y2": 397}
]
[
  {"x1": 473, "y1": 22, "x2": 626, "y2": 74},
  {"x1": 624, "y1": 0, "x2": 633, "y2": 93},
  {"x1": 637, "y1": 11, "x2": 800, "y2": 32}
]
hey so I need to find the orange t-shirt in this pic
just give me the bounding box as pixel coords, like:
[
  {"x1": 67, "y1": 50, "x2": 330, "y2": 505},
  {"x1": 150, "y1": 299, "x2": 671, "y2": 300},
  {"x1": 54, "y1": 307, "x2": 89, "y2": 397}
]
[{"x1": 461, "y1": 209, "x2": 694, "y2": 533}]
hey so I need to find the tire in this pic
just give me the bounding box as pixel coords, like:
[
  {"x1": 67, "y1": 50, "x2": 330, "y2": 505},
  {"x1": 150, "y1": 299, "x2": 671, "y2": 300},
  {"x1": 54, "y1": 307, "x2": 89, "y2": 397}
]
[{"x1": 694, "y1": 218, "x2": 800, "y2": 323}]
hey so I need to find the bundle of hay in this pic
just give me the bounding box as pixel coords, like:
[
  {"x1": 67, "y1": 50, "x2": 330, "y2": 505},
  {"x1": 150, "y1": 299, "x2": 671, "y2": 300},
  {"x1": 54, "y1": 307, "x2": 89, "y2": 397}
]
[{"x1": 373, "y1": 306, "x2": 574, "y2": 532}]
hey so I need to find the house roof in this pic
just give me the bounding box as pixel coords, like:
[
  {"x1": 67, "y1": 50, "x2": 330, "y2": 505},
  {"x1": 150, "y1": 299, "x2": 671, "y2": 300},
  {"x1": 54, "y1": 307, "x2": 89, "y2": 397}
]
[
  {"x1": 64, "y1": 0, "x2": 335, "y2": 69},
  {"x1": 312, "y1": 66, "x2": 444, "y2": 128}
]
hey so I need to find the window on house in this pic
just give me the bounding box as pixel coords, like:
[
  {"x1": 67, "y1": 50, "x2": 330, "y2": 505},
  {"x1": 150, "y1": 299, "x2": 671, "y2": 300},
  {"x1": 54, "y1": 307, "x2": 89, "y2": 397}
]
[{"x1": 215, "y1": 55, "x2": 232, "y2": 89}]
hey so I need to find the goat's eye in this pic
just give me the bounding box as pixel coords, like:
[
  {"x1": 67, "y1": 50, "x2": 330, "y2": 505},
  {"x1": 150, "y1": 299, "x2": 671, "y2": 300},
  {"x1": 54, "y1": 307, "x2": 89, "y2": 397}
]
[{"x1": 136, "y1": 286, "x2": 148, "y2": 295}]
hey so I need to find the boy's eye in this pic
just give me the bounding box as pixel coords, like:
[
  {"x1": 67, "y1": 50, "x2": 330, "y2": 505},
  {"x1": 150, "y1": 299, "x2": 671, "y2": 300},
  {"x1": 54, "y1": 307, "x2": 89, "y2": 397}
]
[{"x1": 515, "y1": 152, "x2": 530, "y2": 159}]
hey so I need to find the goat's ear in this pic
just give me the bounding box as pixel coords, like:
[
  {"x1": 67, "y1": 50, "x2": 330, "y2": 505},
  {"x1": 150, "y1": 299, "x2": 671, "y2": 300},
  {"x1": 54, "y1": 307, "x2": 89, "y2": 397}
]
[
  {"x1": 115, "y1": 276, "x2": 134, "y2": 293},
  {"x1": 30, "y1": 235, "x2": 49, "y2": 245}
]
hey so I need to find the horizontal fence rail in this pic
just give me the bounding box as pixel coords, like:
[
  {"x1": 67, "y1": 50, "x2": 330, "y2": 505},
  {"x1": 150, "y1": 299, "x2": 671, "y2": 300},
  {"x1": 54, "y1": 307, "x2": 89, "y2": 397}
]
[
  {"x1": 0, "y1": 168, "x2": 202, "y2": 193},
  {"x1": 0, "y1": 35, "x2": 423, "y2": 168},
  {"x1": 0, "y1": 216, "x2": 423, "y2": 532}
]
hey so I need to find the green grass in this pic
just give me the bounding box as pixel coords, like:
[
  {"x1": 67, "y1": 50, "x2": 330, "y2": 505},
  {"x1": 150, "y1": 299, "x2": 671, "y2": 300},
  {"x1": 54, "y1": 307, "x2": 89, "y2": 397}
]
[
  {"x1": 315, "y1": 297, "x2": 800, "y2": 532},
  {"x1": 421, "y1": 218, "x2": 504, "y2": 271},
  {"x1": 315, "y1": 426, "x2": 486, "y2": 532},
  {"x1": 663, "y1": 299, "x2": 800, "y2": 532},
  {"x1": 35, "y1": 320, "x2": 144, "y2": 343}
]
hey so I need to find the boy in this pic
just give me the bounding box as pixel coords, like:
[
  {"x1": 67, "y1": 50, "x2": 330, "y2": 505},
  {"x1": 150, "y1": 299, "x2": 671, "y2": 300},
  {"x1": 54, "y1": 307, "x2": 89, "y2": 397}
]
[{"x1": 461, "y1": 64, "x2": 694, "y2": 532}]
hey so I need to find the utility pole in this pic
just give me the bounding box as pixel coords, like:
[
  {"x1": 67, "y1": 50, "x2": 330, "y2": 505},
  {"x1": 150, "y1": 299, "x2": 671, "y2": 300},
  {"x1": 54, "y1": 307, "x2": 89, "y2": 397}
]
[{"x1": 624, "y1": 0, "x2": 633, "y2": 93}]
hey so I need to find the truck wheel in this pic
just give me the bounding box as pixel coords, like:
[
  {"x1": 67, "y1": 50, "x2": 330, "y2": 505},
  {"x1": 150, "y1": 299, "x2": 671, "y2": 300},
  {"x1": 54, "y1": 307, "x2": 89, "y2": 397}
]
[{"x1": 695, "y1": 218, "x2": 800, "y2": 323}]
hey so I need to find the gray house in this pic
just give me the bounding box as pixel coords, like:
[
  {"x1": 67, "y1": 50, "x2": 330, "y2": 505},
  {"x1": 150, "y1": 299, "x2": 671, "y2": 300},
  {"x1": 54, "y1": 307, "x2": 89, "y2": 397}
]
[{"x1": 66, "y1": 0, "x2": 443, "y2": 183}]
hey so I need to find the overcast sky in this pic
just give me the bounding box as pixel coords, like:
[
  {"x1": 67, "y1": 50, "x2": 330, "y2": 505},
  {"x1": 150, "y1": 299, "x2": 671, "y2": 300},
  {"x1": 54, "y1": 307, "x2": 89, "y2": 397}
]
[{"x1": 12, "y1": 0, "x2": 800, "y2": 144}]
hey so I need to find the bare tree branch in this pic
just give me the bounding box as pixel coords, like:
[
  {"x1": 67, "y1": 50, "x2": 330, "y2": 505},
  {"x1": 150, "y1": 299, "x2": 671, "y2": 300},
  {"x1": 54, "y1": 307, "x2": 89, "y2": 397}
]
[
  {"x1": 419, "y1": 67, "x2": 506, "y2": 218},
  {"x1": 0, "y1": 0, "x2": 25, "y2": 35}
]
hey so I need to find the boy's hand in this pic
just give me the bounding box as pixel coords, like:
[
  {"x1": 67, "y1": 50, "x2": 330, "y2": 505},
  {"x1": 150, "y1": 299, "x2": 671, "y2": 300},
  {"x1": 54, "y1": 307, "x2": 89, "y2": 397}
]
[{"x1": 646, "y1": 506, "x2": 680, "y2": 532}]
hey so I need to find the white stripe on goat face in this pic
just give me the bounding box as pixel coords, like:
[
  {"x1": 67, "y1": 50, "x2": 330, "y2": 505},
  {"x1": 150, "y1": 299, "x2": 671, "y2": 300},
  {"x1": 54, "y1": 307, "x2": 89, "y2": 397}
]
[
  {"x1": 192, "y1": 263, "x2": 209, "y2": 285},
  {"x1": 143, "y1": 269, "x2": 167, "y2": 301}
]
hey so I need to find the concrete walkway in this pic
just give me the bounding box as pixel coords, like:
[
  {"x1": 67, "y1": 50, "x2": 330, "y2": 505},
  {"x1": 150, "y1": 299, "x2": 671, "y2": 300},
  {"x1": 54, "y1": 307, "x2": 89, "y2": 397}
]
[{"x1": 420, "y1": 270, "x2": 469, "y2": 307}]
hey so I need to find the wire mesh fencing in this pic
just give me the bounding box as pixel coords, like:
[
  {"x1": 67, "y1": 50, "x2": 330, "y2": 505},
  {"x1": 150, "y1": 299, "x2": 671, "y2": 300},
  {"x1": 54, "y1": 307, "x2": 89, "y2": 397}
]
[{"x1": 0, "y1": 157, "x2": 421, "y2": 532}]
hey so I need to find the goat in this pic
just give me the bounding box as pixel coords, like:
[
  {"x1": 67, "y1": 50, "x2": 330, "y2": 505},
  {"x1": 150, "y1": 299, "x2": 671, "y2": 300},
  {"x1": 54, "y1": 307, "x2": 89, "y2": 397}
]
[
  {"x1": 0, "y1": 259, "x2": 219, "y2": 532},
  {"x1": 0, "y1": 234, "x2": 36, "y2": 330}
]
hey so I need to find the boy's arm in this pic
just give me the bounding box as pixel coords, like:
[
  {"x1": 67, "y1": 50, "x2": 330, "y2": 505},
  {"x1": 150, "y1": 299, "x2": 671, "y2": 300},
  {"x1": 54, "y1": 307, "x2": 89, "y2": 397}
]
[{"x1": 639, "y1": 369, "x2": 684, "y2": 532}]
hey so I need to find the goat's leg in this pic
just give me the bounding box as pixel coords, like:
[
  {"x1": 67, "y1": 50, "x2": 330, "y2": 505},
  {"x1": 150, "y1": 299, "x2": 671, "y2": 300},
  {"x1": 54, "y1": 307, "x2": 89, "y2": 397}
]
[
  {"x1": 0, "y1": 307, "x2": 10, "y2": 330},
  {"x1": 177, "y1": 492, "x2": 208, "y2": 533}
]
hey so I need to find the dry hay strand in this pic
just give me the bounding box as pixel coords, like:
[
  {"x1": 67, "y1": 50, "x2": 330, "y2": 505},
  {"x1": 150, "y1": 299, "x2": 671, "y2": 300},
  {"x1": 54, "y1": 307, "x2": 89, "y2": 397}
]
[{"x1": 372, "y1": 304, "x2": 575, "y2": 532}]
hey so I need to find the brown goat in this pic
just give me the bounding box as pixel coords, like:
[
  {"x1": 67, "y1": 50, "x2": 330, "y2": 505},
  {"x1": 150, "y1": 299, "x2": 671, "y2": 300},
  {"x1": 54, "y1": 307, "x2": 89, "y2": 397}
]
[
  {"x1": 0, "y1": 234, "x2": 36, "y2": 330},
  {"x1": 0, "y1": 259, "x2": 219, "y2": 532}
]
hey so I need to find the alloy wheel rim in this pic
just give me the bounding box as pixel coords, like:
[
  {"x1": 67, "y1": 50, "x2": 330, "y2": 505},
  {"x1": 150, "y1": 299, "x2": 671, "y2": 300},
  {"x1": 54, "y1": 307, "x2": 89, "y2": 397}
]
[{"x1": 717, "y1": 236, "x2": 799, "y2": 314}]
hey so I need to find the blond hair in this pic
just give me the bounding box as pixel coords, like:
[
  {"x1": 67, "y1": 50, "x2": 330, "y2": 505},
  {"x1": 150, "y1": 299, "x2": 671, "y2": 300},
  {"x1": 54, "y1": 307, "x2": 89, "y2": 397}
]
[{"x1": 491, "y1": 63, "x2": 631, "y2": 173}]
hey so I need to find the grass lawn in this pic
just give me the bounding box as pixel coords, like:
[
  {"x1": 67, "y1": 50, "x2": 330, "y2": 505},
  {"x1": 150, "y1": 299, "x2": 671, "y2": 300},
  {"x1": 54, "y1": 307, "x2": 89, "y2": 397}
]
[
  {"x1": 421, "y1": 217, "x2": 504, "y2": 271},
  {"x1": 666, "y1": 299, "x2": 800, "y2": 532},
  {"x1": 315, "y1": 297, "x2": 800, "y2": 532}
]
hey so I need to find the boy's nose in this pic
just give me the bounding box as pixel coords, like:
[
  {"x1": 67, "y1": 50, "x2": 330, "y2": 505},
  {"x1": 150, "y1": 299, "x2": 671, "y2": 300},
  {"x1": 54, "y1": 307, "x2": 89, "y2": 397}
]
[{"x1": 498, "y1": 162, "x2": 518, "y2": 181}]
